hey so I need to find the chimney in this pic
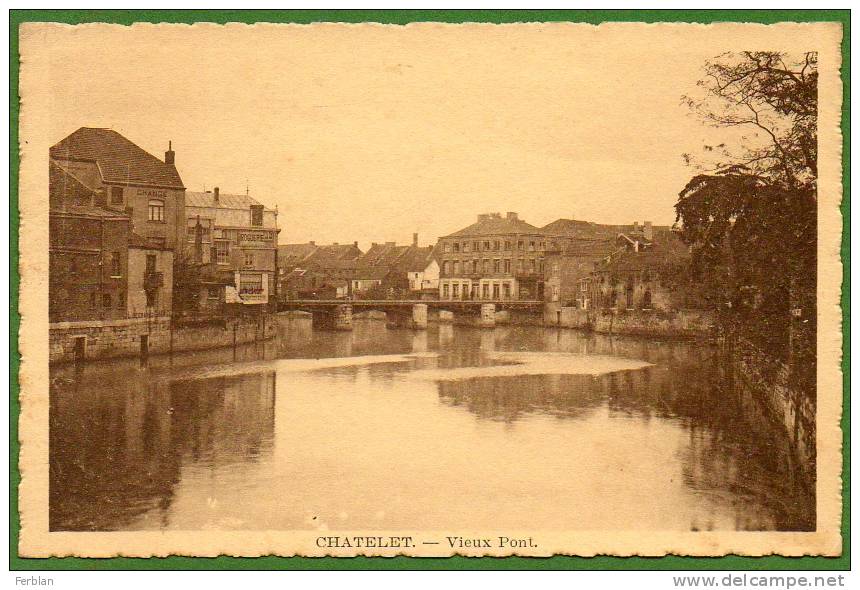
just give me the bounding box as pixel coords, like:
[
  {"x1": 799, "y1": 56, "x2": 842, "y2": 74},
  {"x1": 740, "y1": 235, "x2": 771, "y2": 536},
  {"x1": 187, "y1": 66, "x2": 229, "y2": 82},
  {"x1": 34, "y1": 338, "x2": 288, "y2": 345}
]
[
  {"x1": 333, "y1": 242, "x2": 339, "y2": 246},
  {"x1": 165, "y1": 140, "x2": 175, "y2": 165},
  {"x1": 412, "y1": 232, "x2": 418, "y2": 246},
  {"x1": 478, "y1": 213, "x2": 489, "y2": 222},
  {"x1": 632, "y1": 221, "x2": 639, "y2": 233},
  {"x1": 644, "y1": 221, "x2": 653, "y2": 241},
  {"x1": 372, "y1": 242, "x2": 378, "y2": 247},
  {"x1": 385, "y1": 241, "x2": 395, "y2": 247},
  {"x1": 506, "y1": 212, "x2": 518, "y2": 221},
  {"x1": 309, "y1": 240, "x2": 315, "y2": 246},
  {"x1": 354, "y1": 241, "x2": 358, "y2": 247},
  {"x1": 213, "y1": 186, "x2": 219, "y2": 204}
]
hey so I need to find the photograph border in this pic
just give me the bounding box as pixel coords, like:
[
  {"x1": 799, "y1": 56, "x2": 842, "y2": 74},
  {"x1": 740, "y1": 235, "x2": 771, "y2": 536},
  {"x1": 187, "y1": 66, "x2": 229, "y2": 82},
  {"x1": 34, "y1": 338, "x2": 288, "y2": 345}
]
[{"x1": 8, "y1": 8, "x2": 851, "y2": 571}]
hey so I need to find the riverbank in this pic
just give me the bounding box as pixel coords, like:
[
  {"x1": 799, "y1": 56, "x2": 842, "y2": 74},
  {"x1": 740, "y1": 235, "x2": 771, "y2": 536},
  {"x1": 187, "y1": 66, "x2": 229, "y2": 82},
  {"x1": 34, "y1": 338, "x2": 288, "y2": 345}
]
[
  {"x1": 49, "y1": 314, "x2": 277, "y2": 364},
  {"x1": 544, "y1": 305, "x2": 714, "y2": 338}
]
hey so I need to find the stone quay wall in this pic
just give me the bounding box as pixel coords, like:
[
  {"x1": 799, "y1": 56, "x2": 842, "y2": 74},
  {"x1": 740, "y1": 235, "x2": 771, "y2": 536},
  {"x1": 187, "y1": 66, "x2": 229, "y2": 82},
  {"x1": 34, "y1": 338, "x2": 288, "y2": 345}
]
[
  {"x1": 729, "y1": 336, "x2": 816, "y2": 483},
  {"x1": 50, "y1": 314, "x2": 277, "y2": 364},
  {"x1": 543, "y1": 304, "x2": 713, "y2": 338},
  {"x1": 591, "y1": 308, "x2": 714, "y2": 338}
]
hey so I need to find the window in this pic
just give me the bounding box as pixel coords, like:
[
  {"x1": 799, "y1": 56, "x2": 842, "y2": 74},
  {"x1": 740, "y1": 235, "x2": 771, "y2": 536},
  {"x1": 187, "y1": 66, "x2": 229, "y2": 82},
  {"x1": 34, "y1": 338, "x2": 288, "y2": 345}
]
[
  {"x1": 215, "y1": 240, "x2": 230, "y2": 264},
  {"x1": 442, "y1": 284, "x2": 450, "y2": 299},
  {"x1": 503, "y1": 283, "x2": 511, "y2": 299},
  {"x1": 148, "y1": 199, "x2": 165, "y2": 222},
  {"x1": 453, "y1": 260, "x2": 461, "y2": 275},
  {"x1": 504, "y1": 241, "x2": 511, "y2": 251},
  {"x1": 443, "y1": 243, "x2": 451, "y2": 253},
  {"x1": 244, "y1": 253, "x2": 254, "y2": 268},
  {"x1": 482, "y1": 284, "x2": 489, "y2": 298},
  {"x1": 473, "y1": 241, "x2": 479, "y2": 252},
  {"x1": 443, "y1": 260, "x2": 451, "y2": 275},
  {"x1": 529, "y1": 259, "x2": 536, "y2": 272},
  {"x1": 102, "y1": 293, "x2": 111, "y2": 308},
  {"x1": 145, "y1": 254, "x2": 157, "y2": 274},
  {"x1": 250, "y1": 205, "x2": 264, "y2": 226},
  {"x1": 453, "y1": 242, "x2": 460, "y2": 253},
  {"x1": 538, "y1": 259, "x2": 545, "y2": 273},
  {"x1": 517, "y1": 240, "x2": 524, "y2": 250},
  {"x1": 110, "y1": 186, "x2": 124, "y2": 205},
  {"x1": 463, "y1": 242, "x2": 469, "y2": 253},
  {"x1": 118, "y1": 291, "x2": 125, "y2": 307},
  {"x1": 504, "y1": 259, "x2": 511, "y2": 273},
  {"x1": 643, "y1": 289, "x2": 652, "y2": 309},
  {"x1": 493, "y1": 284, "x2": 500, "y2": 299},
  {"x1": 145, "y1": 290, "x2": 157, "y2": 308},
  {"x1": 483, "y1": 259, "x2": 490, "y2": 273},
  {"x1": 452, "y1": 284, "x2": 459, "y2": 298},
  {"x1": 493, "y1": 259, "x2": 500, "y2": 273},
  {"x1": 529, "y1": 241, "x2": 535, "y2": 251},
  {"x1": 552, "y1": 262, "x2": 560, "y2": 276},
  {"x1": 471, "y1": 260, "x2": 478, "y2": 274},
  {"x1": 493, "y1": 240, "x2": 500, "y2": 251},
  {"x1": 483, "y1": 241, "x2": 490, "y2": 251},
  {"x1": 208, "y1": 286, "x2": 220, "y2": 299},
  {"x1": 109, "y1": 251, "x2": 121, "y2": 277}
]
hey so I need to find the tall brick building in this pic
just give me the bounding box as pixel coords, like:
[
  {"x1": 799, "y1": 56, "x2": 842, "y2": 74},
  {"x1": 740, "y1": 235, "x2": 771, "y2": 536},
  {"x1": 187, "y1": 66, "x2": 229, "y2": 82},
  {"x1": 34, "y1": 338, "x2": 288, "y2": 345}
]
[
  {"x1": 49, "y1": 129, "x2": 181, "y2": 321},
  {"x1": 50, "y1": 127, "x2": 186, "y2": 250}
]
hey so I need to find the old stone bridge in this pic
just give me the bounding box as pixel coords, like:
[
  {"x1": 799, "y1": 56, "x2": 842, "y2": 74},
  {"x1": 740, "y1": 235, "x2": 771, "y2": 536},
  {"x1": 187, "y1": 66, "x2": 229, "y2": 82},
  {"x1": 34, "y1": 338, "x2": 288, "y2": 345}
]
[{"x1": 277, "y1": 299, "x2": 545, "y2": 330}]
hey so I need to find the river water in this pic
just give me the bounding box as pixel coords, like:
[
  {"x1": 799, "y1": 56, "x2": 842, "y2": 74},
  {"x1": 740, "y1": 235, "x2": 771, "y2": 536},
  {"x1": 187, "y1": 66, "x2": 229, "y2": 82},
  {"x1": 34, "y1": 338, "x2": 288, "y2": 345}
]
[{"x1": 49, "y1": 318, "x2": 815, "y2": 532}]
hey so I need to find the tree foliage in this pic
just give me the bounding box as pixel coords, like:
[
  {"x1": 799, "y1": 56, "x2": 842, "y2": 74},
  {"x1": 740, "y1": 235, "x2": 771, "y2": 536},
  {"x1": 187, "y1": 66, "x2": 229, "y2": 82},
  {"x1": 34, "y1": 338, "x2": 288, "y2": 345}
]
[{"x1": 676, "y1": 52, "x2": 817, "y2": 360}]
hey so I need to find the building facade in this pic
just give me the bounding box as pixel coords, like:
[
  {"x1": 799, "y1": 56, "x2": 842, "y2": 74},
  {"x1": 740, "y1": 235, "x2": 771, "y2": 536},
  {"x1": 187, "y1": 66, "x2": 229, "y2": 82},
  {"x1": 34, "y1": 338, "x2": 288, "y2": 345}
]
[
  {"x1": 584, "y1": 225, "x2": 690, "y2": 312},
  {"x1": 437, "y1": 212, "x2": 548, "y2": 301},
  {"x1": 50, "y1": 127, "x2": 186, "y2": 250},
  {"x1": 184, "y1": 187, "x2": 279, "y2": 308},
  {"x1": 277, "y1": 241, "x2": 363, "y2": 300},
  {"x1": 49, "y1": 176, "x2": 175, "y2": 323}
]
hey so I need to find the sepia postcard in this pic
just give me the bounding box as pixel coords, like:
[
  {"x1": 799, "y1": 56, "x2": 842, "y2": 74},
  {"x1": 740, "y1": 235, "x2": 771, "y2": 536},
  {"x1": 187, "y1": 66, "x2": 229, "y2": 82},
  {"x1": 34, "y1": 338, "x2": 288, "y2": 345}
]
[{"x1": 15, "y1": 18, "x2": 844, "y2": 559}]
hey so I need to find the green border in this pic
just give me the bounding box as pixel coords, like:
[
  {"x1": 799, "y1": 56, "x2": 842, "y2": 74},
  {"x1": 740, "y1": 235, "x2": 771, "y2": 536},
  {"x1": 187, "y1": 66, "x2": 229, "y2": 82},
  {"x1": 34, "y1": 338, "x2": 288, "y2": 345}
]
[{"x1": 9, "y1": 9, "x2": 850, "y2": 571}]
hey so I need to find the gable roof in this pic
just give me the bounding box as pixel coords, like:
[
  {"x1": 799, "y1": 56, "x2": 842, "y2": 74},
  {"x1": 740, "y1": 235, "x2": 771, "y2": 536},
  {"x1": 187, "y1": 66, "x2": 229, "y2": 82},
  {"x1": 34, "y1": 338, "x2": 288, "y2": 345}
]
[
  {"x1": 543, "y1": 218, "x2": 674, "y2": 240},
  {"x1": 444, "y1": 214, "x2": 542, "y2": 238},
  {"x1": 356, "y1": 243, "x2": 406, "y2": 267},
  {"x1": 49, "y1": 203, "x2": 129, "y2": 220},
  {"x1": 400, "y1": 246, "x2": 435, "y2": 272},
  {"x1": 185, "y1": 191, "x2": 272, "y2": 210},
  {"x1": 554, "y1": 238, "x2": 617, "y2": 258},
  {"x1": 50, "y1": 127, "x2": 185, "y2": 189},
  {"x1": 278, "y1": 242, "x2": 362, "y2": 269}
]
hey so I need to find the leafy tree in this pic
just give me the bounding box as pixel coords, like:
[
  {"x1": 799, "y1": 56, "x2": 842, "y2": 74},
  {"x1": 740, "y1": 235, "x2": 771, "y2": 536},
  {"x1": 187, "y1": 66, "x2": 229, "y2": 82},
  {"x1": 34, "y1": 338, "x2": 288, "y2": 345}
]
[{"x1": 676, "y1": 52, "x2": 817, "y2": 365}]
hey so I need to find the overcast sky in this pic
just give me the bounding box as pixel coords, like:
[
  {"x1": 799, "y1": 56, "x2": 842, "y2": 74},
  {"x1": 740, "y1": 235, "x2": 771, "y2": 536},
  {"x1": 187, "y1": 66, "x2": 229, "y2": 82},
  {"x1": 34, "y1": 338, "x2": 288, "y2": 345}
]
[{"x1": 33, "y1": 22, "x2": 759, "y2": 249}]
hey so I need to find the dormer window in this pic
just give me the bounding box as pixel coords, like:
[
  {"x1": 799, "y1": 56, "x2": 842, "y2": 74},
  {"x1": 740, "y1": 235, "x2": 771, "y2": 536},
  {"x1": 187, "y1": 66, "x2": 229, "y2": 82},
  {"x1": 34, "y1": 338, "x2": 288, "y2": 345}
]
[{"x1": 250, "y1": 205, "x2": 264, "y2": 226}]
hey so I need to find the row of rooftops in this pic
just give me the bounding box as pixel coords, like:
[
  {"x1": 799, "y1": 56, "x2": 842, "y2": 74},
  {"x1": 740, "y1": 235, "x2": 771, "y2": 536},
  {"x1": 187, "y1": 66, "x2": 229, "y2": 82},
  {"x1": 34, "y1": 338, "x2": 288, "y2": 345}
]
[
  {"x1": 442, "y1": 212, "x2": 670, "y2": 241},
  {"x1": 50, "y1": 127, "x2": 276, "y2": 214},
  {"x1": 279, "y1": 237, "x2": 437, "y2": 276},
  {"x1": 51, "y1": 129, "x2": 676, "y2": 271}
]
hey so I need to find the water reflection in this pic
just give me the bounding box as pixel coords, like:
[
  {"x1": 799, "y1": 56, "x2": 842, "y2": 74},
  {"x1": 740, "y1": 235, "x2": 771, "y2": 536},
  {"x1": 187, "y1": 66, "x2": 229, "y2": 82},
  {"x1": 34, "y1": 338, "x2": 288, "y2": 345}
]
[
  {"x1": 50, "y1": 367, "x2": 275, "y2": 531},
  {"x1": 50, "y1": 317, "x2": 814, "y2": 532}
]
